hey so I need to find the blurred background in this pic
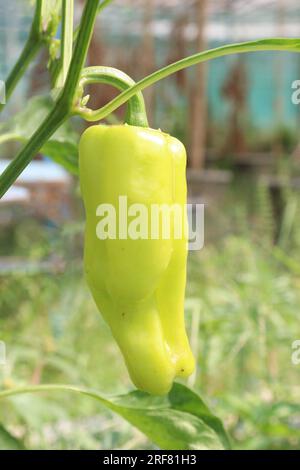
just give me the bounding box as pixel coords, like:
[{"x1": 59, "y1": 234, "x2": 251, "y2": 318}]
[{"x1": 1, "y1": 0, "x2": 300, "y2": 450}]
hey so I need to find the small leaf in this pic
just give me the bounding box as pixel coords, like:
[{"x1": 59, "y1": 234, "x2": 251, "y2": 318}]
[{"x1": 0, "y1": 96, "x2": 79, "y2": 174}]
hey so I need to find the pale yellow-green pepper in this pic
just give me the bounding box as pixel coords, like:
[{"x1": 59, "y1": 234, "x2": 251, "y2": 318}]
[{"x1": 79, "y1": 124, "x2": 194, "y2": 395}]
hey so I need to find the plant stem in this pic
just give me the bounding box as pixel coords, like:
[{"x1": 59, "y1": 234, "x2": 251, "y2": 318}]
[
  {"x1": 0, "y1": 383, "x2": 118, "y2": 415},
  {"x1": 51, "y1": 0, "x2": 114, "y2": 86},
  {"x1": 79, "y1": 66, "x2": 149, "y2": 127},
  {"x1": 76, "y1": 38, "x2": 300, "y2": 122},
  {"x1": 55, "y1": 0, "x2": 74, "y2": 88},
  {"x1": 60, "y1": 0, "x2": 110, "y2": 108},
  {"x1": 0, "y1": 0, "x2": 105, "y2": 199},
  {"x1": 0, "y1": 384, "x2": 99, "y2": 402}
]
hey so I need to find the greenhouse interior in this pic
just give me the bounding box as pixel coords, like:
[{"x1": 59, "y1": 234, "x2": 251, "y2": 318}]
[{"x1": 0, "y1": 0, "x2": 300, "y2": 453}]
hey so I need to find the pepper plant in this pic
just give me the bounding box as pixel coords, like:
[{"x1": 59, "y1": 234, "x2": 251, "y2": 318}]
[{"x1": 0, "y1": 0, "x2": 299, "y2": 450}]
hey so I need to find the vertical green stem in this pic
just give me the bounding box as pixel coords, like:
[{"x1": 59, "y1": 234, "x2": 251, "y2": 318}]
[
  {"x1": 60, "y1": 0, "x2": 104, "y2": 107},
  {"x1": 0, "y1": 0, "x2": 104, "y2": 199},
  {"x1": 55, "y1": 0, "x2": 74, "y2": 88}
]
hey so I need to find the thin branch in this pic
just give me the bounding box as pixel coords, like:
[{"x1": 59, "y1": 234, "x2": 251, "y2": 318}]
[{"x1": 75, "y1": 38, "x2": 300, "y2": 121}]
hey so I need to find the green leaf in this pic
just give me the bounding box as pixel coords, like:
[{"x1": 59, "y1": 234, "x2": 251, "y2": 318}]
[
  {"x1": 0, "y1": 382, "x2": 230, "y2": 450},
  {"x1": 42, "y1": 140, "x2": 78, "y2": 174},
  {"x1": 111, "y1": 383, "x2": 230, "y2": 449},
  {"x1": 0, "y1": 423, "x2": 25, "y2": 450},
  {"x1": 108, "y1": 383, "x2": 230, "y2": 450},
  {"x1": 0, "y1": 96, "x2": 79, "y2": 174}
]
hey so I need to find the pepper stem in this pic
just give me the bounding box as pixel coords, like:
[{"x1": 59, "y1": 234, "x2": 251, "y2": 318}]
[{"x1": 75, "y1": 66, "x2": 149, "y2": 128}]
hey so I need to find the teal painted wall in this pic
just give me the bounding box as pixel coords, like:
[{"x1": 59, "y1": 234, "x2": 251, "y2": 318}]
[{"x1": 207, "y1": 47, "x2": 300, "y2": 130}]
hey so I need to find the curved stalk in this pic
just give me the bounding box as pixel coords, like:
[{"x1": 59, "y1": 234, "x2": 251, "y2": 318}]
[
  {"x1": 0, "y1": 384, "x2": 105, "y2": 403},
  {"x1": 78, "y1": 66, "x2": 149, "y2": 127},
  {"x1": 75, "y1": 38, "x2": 300, "y2": 122}
]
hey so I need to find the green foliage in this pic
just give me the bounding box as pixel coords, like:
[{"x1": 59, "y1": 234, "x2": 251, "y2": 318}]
[
  {"x1": 0, "y1": 96, "x2": 79, "y2": 174},
  {"x1": 107, "y1": 383, "x2": 229, "y2": 450},
  {"x1": 186, "y1": 183, "x2": 300, "y2": 449},
  {"x1": 0, "y1": 383, "x2": 229, "y2": 450},
  {"x1": 1, "y1": 184, "x2": 300, "y2": 449}
]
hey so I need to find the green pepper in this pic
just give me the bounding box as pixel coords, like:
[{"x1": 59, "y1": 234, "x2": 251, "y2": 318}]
[
  {"x1": 77, "y1": 67, "x2": 194, "y2": 394},
  {"x1": 79, "y1": 124, "x2": 194, "y2": 395}
]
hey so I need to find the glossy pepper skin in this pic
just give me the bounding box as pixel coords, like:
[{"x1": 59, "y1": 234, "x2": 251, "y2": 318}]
[{"x1": 79, "y1": 124, "x2": 195, "y2": 395}]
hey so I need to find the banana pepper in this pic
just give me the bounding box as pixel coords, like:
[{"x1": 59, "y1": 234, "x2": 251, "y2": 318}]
[{"x1": 79, "y1": 123, "x2": 194, "y2": 395}]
